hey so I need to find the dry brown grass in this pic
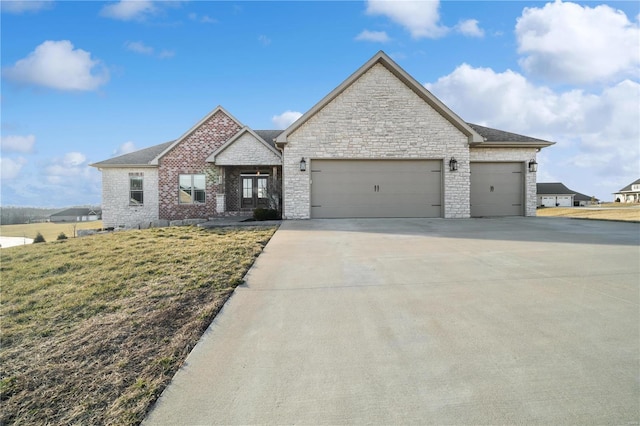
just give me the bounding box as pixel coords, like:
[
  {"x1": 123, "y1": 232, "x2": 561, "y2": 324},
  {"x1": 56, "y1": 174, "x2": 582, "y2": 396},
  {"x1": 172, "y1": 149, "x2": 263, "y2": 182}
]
[
  {"x1": 536, "y1": 205, "x2": 640, "y2": 222},
  {"x1": 0, "y1": 225, "x2": 277, "y2": 425},
  {"x1": 0, "y1": 221, "x2": 104, "y2": 242}
]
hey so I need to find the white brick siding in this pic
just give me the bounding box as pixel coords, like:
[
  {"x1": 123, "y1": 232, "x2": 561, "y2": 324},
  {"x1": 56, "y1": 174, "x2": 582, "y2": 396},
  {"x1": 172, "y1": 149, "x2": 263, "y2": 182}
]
[
  {"x1": 282, "y1": 63, "x2": 470, "y2": 219},
  {"x1": 101, "y1": 168, "x2": 159, "y2": 228},
  {"x1": 215, "y1": 132, "x2": 281, "y2": 166},
  {"x1": 470, "y1": 147, "x2": 538, "y2": 216}
]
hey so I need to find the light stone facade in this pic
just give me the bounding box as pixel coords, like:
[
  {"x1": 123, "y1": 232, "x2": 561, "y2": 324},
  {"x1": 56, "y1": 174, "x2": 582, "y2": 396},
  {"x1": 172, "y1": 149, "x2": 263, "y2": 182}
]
[
  {"x1": 214, "y1": 132, "x2": 281, "y2": 166},
  {"x1": 470, "y1": 147, "x2": 538, "y2": 216},
  {"x1": 282, "y1": 63, "x2": 470, "y2": 219},
  {"x1": 101, "y1": 168, "x2": 159, "y2": 228}
]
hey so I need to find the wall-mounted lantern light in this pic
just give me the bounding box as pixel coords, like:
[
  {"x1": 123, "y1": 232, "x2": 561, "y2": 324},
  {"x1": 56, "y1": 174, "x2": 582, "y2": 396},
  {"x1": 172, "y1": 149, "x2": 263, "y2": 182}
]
[
  {"x1": 449, "y1": 157, "x2": 458, "y2": 172},
  {"x1": 528, "y1": 158, "x2": 538, "y2": 173},
  {"x1": 299, "y1": 157, "x2": 306, "y2": 172}
]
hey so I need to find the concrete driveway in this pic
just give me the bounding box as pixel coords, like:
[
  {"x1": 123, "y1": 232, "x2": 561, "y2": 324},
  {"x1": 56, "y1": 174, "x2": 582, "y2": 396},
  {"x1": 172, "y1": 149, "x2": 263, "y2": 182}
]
[{"x1": 145, "y1": 217, "x2": 639, "y2": 425}]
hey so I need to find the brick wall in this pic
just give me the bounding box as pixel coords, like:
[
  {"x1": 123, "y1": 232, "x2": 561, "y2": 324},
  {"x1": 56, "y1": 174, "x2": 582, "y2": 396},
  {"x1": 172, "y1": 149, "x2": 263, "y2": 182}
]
[
  {"x1": 282, "y1": 63, "x2": 470, "y2": 219},
  {"x1": 101, "y1": 168, "x2": 159, "y2": 228},
  {"x1": 470, "y1": 147, "x2": 538, "y2": 216},
  {"x1": 158, "y1": 109, "x2": 242, "y2": 220}
]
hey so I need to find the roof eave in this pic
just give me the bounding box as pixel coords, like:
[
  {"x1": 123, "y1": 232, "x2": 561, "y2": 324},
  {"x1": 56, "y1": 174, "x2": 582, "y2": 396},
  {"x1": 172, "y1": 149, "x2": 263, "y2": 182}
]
[
  {"x1": 470, "y1": 140, "x2": 555, "y2": 149},
  {"x1": 89, "y1": 163, "x2": 158, "y2": 169}
]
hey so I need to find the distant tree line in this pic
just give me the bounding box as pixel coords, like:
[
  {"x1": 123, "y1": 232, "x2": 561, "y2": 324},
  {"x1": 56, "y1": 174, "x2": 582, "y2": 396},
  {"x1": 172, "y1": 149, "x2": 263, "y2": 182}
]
[{"x1": 0, "y1": 206, "x2": 101, "y2": 225}]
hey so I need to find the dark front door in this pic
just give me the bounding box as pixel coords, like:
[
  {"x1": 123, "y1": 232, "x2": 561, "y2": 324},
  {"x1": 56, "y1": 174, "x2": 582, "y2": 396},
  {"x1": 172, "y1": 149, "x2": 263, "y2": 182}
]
[{"x1": 241, "y1": 175, "x2": 269, "y2": 209}]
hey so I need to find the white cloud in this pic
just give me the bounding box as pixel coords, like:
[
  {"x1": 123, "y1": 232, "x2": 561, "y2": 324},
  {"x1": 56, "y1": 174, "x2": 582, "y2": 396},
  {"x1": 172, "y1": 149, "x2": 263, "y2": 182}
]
[
  {"x1": 0, "y1": 157, "x2": 27, "y2": 180},
  {"x1": 355, "y1": 29, "x2": 391, "y2": 43},
  {"x1": 100, "y1": 0, "x2": 156, "y2": 21},
  {"x1": 425, "y1": 64, "x2": 640, "y2": 196},
  {"x1": 113, "y1": 142, "x2": 137, "y2": 156},
  {"x1": 272, "y1": 111, "x2": 302, "y2": 129},
  {"x1": 456, "y1": 19, "x2": 484, "y2": 37},
  {"x1": 44, "y1": 152, "x2": 89, "y2": 184},
  {"x1": 516, "y1": 1, "x2": 640, "y2": 84},
  {"x1": 1, "y1": 0, "x2": 53, "y2": 14},
  {"x1": 188, "y1": 12, "x2": 217, "y2": 23},
  {"x1": 3, "y1": 40, "x2": 109, "y2": 91},
  {"x1": 124, "y1": 40, "x2": 154, "y2": 55},
  {"x1": 1, "y1": 134, "x2": 35, "y2": 153},
  {"x1": 258, "y1": 35, "x2": 271, "y2": 46},
  {"x1": 366, "y1": 0, "x2": 448, "y2": 38},
  {"x1": 158, "y1": 49, "x2": 175, "y2": 59}
]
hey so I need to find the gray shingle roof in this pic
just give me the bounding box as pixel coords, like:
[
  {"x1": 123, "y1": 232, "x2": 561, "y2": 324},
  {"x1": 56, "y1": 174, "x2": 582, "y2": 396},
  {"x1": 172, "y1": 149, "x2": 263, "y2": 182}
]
[
  {"x1": 51, "y1": 208, "x2": 101, "y2": 217},
  {"x1": 618, "y1": 178, "x2": 640, "y2": 192},
  {"x1": 537, "y1": 183, "x2": 575, "y2": 195},
  {"x1": 254, "y1": 130, "x2": 283, "y2": 148},
  {"x1": 92, "y1": 123, "x2": 549, "y2": 168},
  {"x1": 468, "y1": 123, "x2": 552, "y2": 144},
  {"x1": 537, "y1": 183, "x2": 596, "y2": 201},
  {"x1": 90, "y1": 141, "x2": 174, "y2": 167}
]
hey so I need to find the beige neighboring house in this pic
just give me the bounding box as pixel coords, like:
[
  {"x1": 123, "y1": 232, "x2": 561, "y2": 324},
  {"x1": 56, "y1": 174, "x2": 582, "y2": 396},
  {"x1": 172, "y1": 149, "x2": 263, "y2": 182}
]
[
  {"x1": 613, "y1": 179, "x2": 640, "y2": 203},
  {"x1": 537, "y1": 183, "x2": 597, "y2": 207},
  {"x1": 92, "y1": 51, "x2": 555, "y2": 228}
]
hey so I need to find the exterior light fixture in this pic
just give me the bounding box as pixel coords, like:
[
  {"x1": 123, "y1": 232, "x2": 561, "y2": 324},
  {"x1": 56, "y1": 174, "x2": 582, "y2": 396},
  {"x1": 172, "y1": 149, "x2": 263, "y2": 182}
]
[
  {"x1": 528, "y1": 159, "x2": 538, "y2": 173},
  {"x1": 299, "y1": 157, "x2": 306, "y2": 172},
  {"x1": 449, "y1": 157, "x2": 458, "y2": 172}
]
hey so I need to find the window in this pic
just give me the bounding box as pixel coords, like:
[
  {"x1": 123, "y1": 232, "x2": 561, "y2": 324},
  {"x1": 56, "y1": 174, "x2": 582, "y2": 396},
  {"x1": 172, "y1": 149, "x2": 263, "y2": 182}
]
[
  {"x1": 129, "y1": 173, "x2": 143, "y2": 206},
  {"x1": 632, "y1": 184, "x2": 640, "y2": 191},
  {"x1": 179, "y1": 174, "x2": 206, "y2": 204}
]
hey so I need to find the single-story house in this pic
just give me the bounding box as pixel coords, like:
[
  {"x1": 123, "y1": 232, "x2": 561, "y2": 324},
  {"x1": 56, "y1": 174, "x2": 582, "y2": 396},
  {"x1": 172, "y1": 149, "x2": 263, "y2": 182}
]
[
  {"x1": 613, "y1": 178, "x2": 640, "y2": 203},
  {"x1": 91, "y1": 51, "x2": 554, "y2": 229},
  {"x1": 50, "y1": 208, "x2": 102, "y2": 223},
  {"x1": 537, "y1": 183, "x2": 597, "y2": 207}
]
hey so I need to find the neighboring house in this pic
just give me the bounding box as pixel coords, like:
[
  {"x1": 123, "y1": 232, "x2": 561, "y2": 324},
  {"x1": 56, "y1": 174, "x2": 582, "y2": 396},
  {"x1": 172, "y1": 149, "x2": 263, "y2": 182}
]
[
  {"x1": 537, "y1": 183, "x2": 598, "y2": 207},
  {"x1": 50, "y1": 208, "x2": 102, "y2": 223},
  {"x1": 613, "y1": 179, "x2": 640, "y2": 203},
  {"x1": 91, "y1": 51, "x2": 554, "y2": 228}
]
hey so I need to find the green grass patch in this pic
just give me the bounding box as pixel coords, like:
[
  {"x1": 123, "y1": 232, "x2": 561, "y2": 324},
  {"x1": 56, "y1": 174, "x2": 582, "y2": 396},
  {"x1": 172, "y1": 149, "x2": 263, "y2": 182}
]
[{"x1": 0, "y1": 225, "x2": 277, "y2": 425}]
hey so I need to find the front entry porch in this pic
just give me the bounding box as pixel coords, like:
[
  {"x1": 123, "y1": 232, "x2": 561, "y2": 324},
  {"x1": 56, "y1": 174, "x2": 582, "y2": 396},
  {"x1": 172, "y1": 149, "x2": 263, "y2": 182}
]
[{"x1": 215, "y1": 166, "x2": 282, "y2": 217}]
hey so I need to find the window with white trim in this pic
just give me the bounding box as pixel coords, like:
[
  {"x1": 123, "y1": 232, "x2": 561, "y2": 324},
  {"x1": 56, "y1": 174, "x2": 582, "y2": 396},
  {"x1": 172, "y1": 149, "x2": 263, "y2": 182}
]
[
  {"x1": 179, "y1": 174, "x2": 206, "y2": 204},
  {"x1": 129, "y1": 173, "x2": 144, "y2": 206}
]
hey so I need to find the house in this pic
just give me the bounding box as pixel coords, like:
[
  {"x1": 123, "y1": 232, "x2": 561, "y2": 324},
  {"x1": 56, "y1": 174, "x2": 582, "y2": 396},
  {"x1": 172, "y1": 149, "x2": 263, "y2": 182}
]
[
  {"x1": 613, "y1": 178, "x2": 640, "y2": 203},
  {"x1": 537, "y1": 183, "x2": 598, "y2": 207},
  {"x1": 50, "y1": 208, "x2": 102, "y2": 223},
  {"x1": 91, "y1": 51, "x2": 554, "y2": 229}
]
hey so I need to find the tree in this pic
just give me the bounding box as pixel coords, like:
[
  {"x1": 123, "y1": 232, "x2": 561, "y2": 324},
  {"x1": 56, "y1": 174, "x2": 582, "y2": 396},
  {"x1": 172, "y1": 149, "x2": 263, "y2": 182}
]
[{"x1": 33, "y1": 232, "x2": 46, "y2": 244}]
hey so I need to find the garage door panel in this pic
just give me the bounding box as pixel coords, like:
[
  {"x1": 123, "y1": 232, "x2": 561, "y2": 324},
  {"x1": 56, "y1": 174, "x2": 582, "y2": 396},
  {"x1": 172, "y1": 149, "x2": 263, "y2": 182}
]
[
  {"x1": 311, "y1": 160, "x2": 441, "y2": 218},
  {"x1": 471, "y1": 162, "x2": 524, "y2": 217}
]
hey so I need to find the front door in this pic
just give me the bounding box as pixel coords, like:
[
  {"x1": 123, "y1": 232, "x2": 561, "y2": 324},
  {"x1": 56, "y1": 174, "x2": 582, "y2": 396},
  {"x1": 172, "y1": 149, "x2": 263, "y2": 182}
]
[{"x1": 241, "y1": 175, "x2": 269, "y2": 209}]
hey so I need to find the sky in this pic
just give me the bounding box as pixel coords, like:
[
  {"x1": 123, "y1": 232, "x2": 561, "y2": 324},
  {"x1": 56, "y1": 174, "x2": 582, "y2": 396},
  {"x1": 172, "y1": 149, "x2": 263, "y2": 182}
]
[{"x1": 1, "y1": 0, "x2": 639, "y2": 207}]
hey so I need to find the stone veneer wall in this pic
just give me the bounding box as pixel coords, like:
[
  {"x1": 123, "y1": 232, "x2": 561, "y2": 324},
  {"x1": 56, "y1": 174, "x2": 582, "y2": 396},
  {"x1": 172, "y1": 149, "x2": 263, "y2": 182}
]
[
  {"x1": 470, "y1": 147, "x2": 538, "y2": 216},
  {"x1": 101, "y1": 167, "x2": 159, "y2": 228},
  {"x1": 215, "y1": 132, "x2": 281, "y2": 166},
  {"x1": 282, "y1": 63, "x2": 470, "y2": 219},
  {"x1": 158, "y1": 110, "x2": 242, "y2": 220}
]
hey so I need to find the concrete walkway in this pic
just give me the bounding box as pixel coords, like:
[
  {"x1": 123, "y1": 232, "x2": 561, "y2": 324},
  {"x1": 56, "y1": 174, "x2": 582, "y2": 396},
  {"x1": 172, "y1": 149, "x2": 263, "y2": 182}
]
[{"x1": 145, "y1": 217, "x2": 639, "y2": 425}]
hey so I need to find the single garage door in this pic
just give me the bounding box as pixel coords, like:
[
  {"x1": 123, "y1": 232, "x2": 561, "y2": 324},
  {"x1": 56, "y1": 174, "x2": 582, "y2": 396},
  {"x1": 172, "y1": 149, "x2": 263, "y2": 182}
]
[
  {"x1": 470, "y1": 162, "x2": 524, "y2": 217},
  {"x1": 310, "y1": 160, "x2": 442, "y2": 218}
]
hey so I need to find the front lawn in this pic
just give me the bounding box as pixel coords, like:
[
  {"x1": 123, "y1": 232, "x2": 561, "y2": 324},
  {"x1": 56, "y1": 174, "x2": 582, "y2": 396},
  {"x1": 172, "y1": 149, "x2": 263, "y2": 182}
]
[{"x1": 0, "y1": 225, "x2": 276, "y2": 425}]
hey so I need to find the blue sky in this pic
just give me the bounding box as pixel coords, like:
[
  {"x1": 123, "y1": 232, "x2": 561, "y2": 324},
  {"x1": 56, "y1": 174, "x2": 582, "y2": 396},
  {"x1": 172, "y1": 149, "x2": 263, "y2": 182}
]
[{"x1": 1, "y1": 0, "x2": 639, "y2": 207}]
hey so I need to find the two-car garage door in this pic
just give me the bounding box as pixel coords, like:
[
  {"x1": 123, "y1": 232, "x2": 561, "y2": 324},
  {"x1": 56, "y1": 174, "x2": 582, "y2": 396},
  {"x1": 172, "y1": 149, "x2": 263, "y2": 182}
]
[{"x1": 310, "y1": 160, "x2": 442, "y2": 218}]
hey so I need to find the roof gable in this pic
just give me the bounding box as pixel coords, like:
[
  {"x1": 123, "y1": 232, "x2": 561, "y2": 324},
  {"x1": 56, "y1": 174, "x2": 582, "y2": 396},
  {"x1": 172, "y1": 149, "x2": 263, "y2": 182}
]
[
  {"x1": 207, "y1": 127, "x2": 281, "y2": 164},
  {"x1": 150, "y1": 106, "x2": 243, "y2": 165},
  {"x1": 617, "y1": 178, "x2": 640, "y2": 192},
  {"x1": 276, "y1": 51, "x2": 484, "y2": 145}
]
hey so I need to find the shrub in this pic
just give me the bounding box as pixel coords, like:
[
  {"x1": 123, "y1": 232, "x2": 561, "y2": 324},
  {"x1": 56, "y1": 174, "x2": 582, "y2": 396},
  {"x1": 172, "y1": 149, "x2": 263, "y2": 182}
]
[
  {"x1": 33, "y1": 232, "x2": 46, "y2": 244},
  {"x1": 253, "y1": 208, "x2": 280, "y2": 221},
  {"x1": 57, "y1": 233, "x2": 68, "y2": 241}
]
